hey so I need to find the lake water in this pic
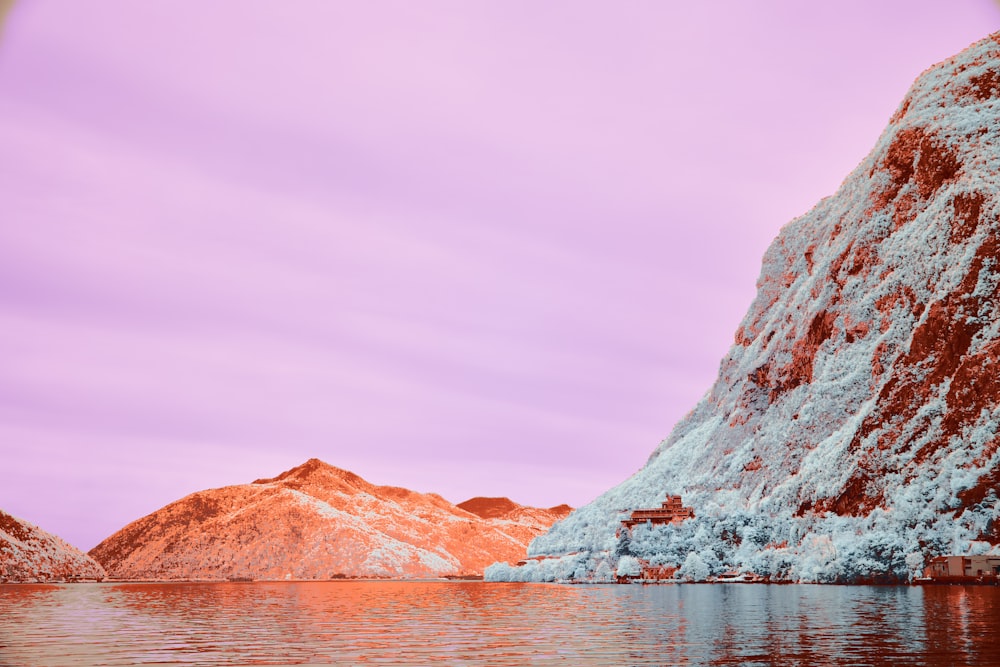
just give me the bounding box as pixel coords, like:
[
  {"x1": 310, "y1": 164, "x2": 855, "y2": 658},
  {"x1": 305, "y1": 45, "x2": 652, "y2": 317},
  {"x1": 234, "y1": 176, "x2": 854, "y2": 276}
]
[{"x1": 2, "y1": 581, "x2": 999, "y2": 666}]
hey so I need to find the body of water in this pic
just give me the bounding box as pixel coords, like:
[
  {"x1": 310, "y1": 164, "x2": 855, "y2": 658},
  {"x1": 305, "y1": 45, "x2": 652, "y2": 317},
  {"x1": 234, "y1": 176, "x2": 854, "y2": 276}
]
[{"x1": 2, "y1": 581, "x2": 999, "y2": 666}]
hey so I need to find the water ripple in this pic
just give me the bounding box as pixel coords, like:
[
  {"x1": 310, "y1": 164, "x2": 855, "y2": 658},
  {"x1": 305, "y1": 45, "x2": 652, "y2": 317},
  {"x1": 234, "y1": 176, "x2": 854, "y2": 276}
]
[{"x1": 2, "y1": 582, "x2": 999, "y2": 665}]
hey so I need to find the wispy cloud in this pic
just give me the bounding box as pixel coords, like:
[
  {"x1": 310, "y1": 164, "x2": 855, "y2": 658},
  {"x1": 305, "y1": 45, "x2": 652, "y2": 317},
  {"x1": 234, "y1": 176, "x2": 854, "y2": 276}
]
[{"x1": 1, "y1": 1, "x2": 998, "y2": 549}]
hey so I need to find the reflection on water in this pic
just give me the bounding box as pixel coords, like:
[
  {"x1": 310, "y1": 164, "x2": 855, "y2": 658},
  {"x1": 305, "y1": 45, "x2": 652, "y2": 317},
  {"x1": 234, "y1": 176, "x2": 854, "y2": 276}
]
[{"x1": 1, "y1": 582, "x2": 999, "y2": 665}]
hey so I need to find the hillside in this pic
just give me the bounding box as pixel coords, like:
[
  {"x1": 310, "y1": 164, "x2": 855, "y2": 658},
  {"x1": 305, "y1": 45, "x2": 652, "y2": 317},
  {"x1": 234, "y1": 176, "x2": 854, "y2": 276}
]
[
  {"x1": 90, "y1": 458, "x2": 567, "y2": 580},
  {"x1": 489, "y1": 32, "x2": 1000, "y2": 584},
  {"x1": 0, "y1": 509, "x2": 106, "y2": 583}
]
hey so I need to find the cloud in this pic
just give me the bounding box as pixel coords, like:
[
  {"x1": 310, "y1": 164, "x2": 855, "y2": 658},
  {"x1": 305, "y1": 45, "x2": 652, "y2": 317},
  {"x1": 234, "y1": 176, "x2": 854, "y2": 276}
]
[{"x1": 2, "y1": 1, "x2": 998, "y2": 551}]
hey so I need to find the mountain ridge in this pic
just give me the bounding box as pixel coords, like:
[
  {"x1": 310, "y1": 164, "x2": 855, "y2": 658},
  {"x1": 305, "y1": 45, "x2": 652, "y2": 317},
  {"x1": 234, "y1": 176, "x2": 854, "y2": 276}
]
[{"x1": 90, "y1": 458, "x2": 569, "y2": 580}]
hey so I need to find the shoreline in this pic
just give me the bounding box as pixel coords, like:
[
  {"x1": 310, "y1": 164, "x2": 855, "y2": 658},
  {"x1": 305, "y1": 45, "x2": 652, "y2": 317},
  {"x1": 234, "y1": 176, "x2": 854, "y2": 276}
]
[{"x1": 4, "y1": 576, "x2": 999, "y2": 587}]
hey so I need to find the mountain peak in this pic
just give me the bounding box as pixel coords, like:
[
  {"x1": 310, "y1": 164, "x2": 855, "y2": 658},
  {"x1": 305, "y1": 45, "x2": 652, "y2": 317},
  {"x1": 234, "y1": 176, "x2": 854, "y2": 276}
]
[
  {"x1": 252, "y1": 458, "x2": 365, "y2": 488},
  {"x1": 457, "y1": 497, "x2": 520, "y2": 519},
  {"x1": 458, "y1": 497, "x2": 574, "y2": 525}
]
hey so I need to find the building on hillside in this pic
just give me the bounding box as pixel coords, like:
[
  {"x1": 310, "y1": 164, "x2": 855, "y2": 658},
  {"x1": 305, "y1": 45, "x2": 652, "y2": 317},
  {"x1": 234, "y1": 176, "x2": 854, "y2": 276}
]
[
  {"x1": 615, "y1": 561, "x2": 678, "y2": 584},
  {"x1": 923, "y1": 555, "x2": 1000, "y2": 582},
  {"x1": 639, "y1": 564, "x2": 677, "y2": 582},
  {"x1": 621, "y1": 495, "x2": 695, "y2": 529}
]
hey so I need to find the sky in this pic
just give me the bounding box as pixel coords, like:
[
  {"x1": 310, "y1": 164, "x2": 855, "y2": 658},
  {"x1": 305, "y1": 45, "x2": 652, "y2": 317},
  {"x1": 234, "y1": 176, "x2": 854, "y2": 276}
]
[{"x1": 1, "y1": 1, "x2": 999, "y2": 551}]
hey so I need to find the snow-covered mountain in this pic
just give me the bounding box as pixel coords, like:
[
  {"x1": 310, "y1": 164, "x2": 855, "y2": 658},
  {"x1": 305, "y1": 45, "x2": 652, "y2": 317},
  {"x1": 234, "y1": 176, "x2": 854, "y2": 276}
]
[
  {"x1": 89, "y1": 458, "x2": 569, "y2": 580},
  {"x1": 488, "y1": 32, "x2": 1000, "y2": 584},
  {"x1": 0, "y1": 509, "x2": 106, "y2": 582}
]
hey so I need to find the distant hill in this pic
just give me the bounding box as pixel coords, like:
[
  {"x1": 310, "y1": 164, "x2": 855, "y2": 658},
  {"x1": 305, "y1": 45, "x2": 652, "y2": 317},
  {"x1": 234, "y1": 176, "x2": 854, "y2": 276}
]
[
  {"x1": 90, "y1": 458, "x2": 569, "y2": 580},
  {"x1": 0, "y1": 509, "x2": 105, "y2": 582},
  {"x1": 458, "y1": 496, "x2": 572, "y2": 522}
]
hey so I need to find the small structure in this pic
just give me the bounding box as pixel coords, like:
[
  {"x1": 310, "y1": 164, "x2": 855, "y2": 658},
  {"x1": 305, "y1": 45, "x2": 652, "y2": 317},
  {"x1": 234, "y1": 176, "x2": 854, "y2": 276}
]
[
  {"x1": 923, "y1": 555, "x2": 1000, "y2": 583},
  {"x1": 639, "y1": 564, "x2": 677, "y2": 582},
  {"x1": 622, "y1": 495, "x2": 695, "y2": 529}
]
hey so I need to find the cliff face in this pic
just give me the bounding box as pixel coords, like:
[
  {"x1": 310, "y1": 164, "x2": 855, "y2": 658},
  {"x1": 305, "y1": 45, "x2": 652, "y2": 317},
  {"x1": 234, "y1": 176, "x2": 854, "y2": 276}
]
[
  {"x1": 0, "y1": 509, "x2": 106, "y2": 582},
  {"x1": 489, "y1": 32, "x2": 1000, "y2": 584},
  {"x1": 89, "y1": 459, "x2": 568, "y2": 580}
]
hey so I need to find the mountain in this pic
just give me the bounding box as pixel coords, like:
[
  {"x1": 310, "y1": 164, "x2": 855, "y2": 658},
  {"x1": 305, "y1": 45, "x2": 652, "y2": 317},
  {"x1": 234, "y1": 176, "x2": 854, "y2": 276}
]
[
  {"x1": 488, "y1": 32, "x2": 1000, "y2": 584},
  {"x1": 458, "y1": 496, "x2": 572, "y2": 522},
  {"x1": 0, "y1": 509, "x2": 106, "y2": 582},
  {"x1": 89, "y1": 458, "x2": 569, "y2": 580}
]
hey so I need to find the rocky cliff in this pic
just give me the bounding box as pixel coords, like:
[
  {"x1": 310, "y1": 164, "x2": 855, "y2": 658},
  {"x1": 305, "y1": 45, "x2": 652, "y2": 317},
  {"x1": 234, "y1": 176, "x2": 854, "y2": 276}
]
[
  {"x1": 90, "y1": 458, "x2": 569, "y2": 580},
  {"x1": 489, "y1": 32, "x2": 1000, "y2": 584},
  {"x1": 0, "y1": 509, "x2": 106, "y2": 582}
]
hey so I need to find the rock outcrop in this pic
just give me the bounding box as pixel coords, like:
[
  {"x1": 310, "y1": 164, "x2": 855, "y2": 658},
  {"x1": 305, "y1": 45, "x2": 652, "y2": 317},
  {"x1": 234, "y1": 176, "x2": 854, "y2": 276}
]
[
  {"x1": 0, "y1": 509, "x2": 106, "y2": 582},
  {"x1": 489, "y1": 32, "x2": 1000, "y2": 584},
  {"x1": 90, "y1": 458, "x2": 569, "y2": 580}
]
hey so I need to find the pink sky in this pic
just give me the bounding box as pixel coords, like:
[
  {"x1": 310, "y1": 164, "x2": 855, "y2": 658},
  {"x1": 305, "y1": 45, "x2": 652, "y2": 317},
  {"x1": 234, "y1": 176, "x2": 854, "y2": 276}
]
[{"x1": 2, "y1": 1, "x2": 999, "y2": 551}]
